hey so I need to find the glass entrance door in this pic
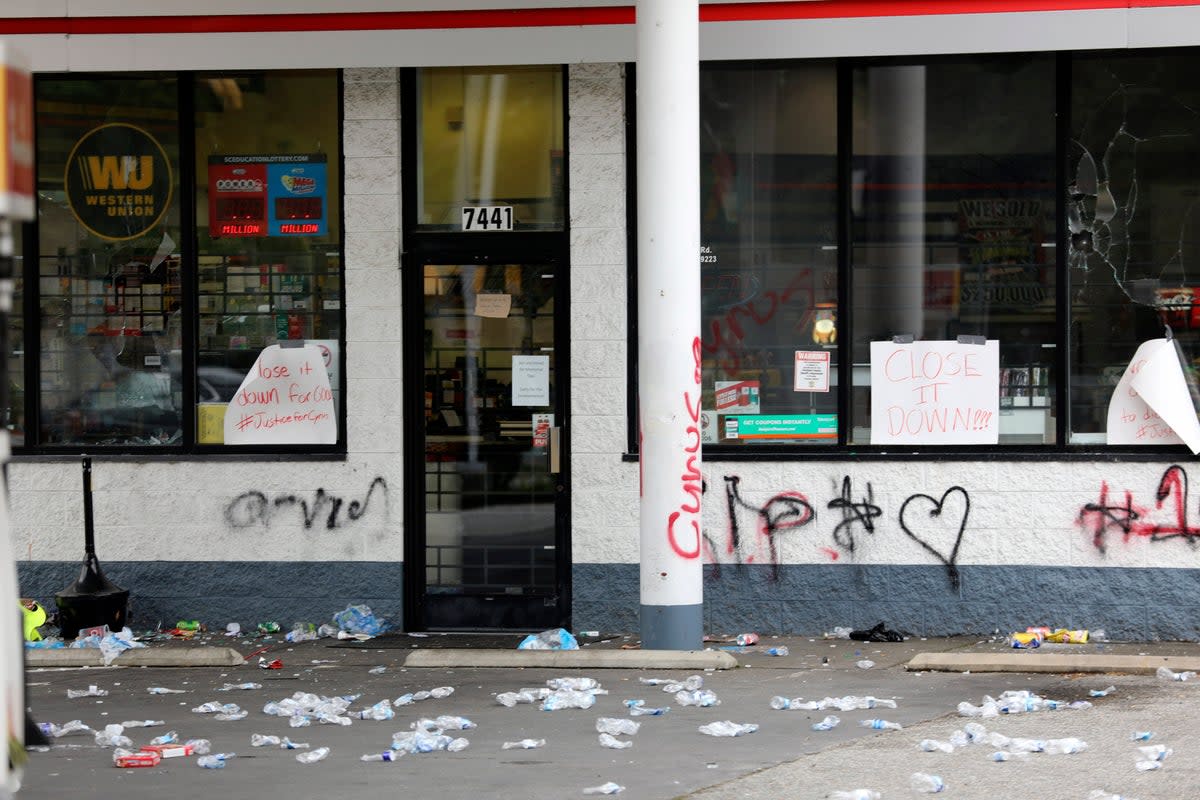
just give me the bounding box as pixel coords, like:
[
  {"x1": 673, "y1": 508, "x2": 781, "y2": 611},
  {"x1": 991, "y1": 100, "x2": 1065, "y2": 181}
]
[{"x1": 416, "y1": 262, "x2": 565, "y2": 629}]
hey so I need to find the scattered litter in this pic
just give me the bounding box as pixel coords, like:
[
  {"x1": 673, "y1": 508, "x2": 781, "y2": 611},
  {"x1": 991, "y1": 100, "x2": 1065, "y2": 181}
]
[
  {"x1": 910, "y1": 772, "x2": 945, "y2": 793},
  {"x1": 1089, "y1": 686, "x2": 1117, "y2": 697},
  {"x1": 94, "y1": 724, "x2": 133, "y2": 748},
  {"x1": 263, "y1": 692, "x2": 358, "y2": 726},
  {"x1": 286, "y1": 623, "x2": 318, "y2": 643},
  {"x1": 39, "y1": 720, "x2": 90, "y2": 738},
  {"x1": 812, "y1": 715, "x2": 840, "y2": 731},
  {"x1": 257, "y1": 622, "x2": 280, "y2": 634},
  {"x1": 113, "y1": 749, "x2": 160, "y2": 768},
  {"x1": 225, "y1": 623, "x2": 241, "y2": 636},
  {"x1": 120, "y1": 720, "x2": 164, "y2": 728},
  {"x1": 1135, "y1": 760, "x2": 1163, "y2": 772},
  {"x1": 218, "y1": 682, "x2": 262, "y2": 692},
  {"x1": 369, "y1": 666, "x2": 388, "y2": 675},
  {"x1": 698, "y1": 721, "x2": 758, "y2": 737},
  {"x1": 333, "y1": 604, "x2": 387, "y2": 637},
  {"x1": 393, "y1": 686, "x2": 454, "y2": 705},
  {"x1": 502, "y1": 739, "x2": 546, "y2": 750},
  {"x1": 496, "y1": 689, "x2": 549, "y2": 707},
  {"x1": 764, "y1": 647, "x2": 789, "y2": 656},
  {"x1": 735, "y1": 633, "x2": 759, "y2": 646},
  {"x1": 860, "y1": 719, "x2": 902, "y2": 731},
  {"x1": 281, "y1": 738, "x2": 308, "y2": 750},
  {"x1": 957, "y1": 690, "x2": 1090, "y2": 717},
  {"x1": 596, "y1": 717, "x2": 640, "y2": 736},
  {"x1": 1009, "y1": 632, "x2": 1041, "y2": 649},
  {"x1": 185, "y1": 739, "x2": 211, "y2": 755},
  {"x1": 1043, "y1": 738, "x2": 1088, "y2": 754},
  {"x1": 251, "y1": 734, "x2": 282, "y2": 747},
  {"x1": 215, "y1": 709, "x2": 249, "y2": 722},
  {"x1": 548, "y1": 677, "x2": 601, "y2": 691},
  {"x1": 918, "y1": 739, "x2": 954, "y2": 753},
  {"x1": 1156, "y1": 666, "x2": 1196, "y2": 682},
  {"x1": 543, "y1": 689, "x2": 597, "y2": 711},
  {"x1": 582, "y1": 783, "x2": 624, "y2": 796},
  {"x1": 412, "y1": 715, "x2": 475, "y2": 732},
  {"x1": 518, "y1": 628, "x2": 579, "y2": 650},
  {"x1": 1131, "y1": 731, "x2": 1154, "y2": 741},
  {"x1": 67, "y1": 685, "x2": 108, "y2": 699},
  {"x1": 772, "y1": 695, "x2": 895, "y2": 712},
  {"x1": 69, "y1": 627, "x2": 147, "y2": 665},
  {"x1": 360, "y1": 751, "x2": 400, "y2": 762},
  {"x1": 197, "y1": 753, "x2": 235, "y2": 769},
  {"x1": 598, "y1": 732, "x2": 632, "y2": 749},
  {"x1": 142, "y1": 743, "x2": 194, "y2": 759},
  {"x1": 829, "y1": 792, "x2": 881, "y2": 800},
  {"x1": 1138, "y1": 744, "x2": 1171, "y2": 762},
  {"x1": 296, "y1": 746, "x2": 330, "y2": 764},
  {"x1": 856, "y1": 660, "x2": 875, "y2": 670},
  {"x1": 849, "y1": 623, "x2": 903, "y2": 642},
  {"x1": 148, "y1": 731, "x2": 178, "y2": 746},
  {"x1": 259, "y1": 658, "x2": 284, "y2": 670},
  {"x1": 1087, "y1": 792, "x2": 1136, "y2": 800},
  {"x1": 193, "y1": 701, "x2": 241, "y2": 715},
  {"x1": 147, "y1": 687, "x2": 186, "y2": 695},
  {"x1": 638, "y1": 677, "x2": 677, "y2": 686},
  {"x1": 357, "y1": 700, "x2": 396, "y2": 721},
  {"x1": 661, "y1": 676, "x2": 703, "y2": 693}
]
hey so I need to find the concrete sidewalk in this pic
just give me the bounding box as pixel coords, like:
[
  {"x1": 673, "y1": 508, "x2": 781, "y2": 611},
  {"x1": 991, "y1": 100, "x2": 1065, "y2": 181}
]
[{"x1": 25, "y1": 630, "x2": 1200, "y2": 674}]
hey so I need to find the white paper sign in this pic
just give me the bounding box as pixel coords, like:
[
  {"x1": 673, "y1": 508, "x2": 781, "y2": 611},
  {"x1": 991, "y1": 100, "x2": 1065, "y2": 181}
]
[
  {"x1": 473, "y1": 293, "x2": 512, "y2": 318},
  {"x1": 512, "y1": 355, "x2": 550, "y2": 406},
  {"x1": 224, "y1": 344, "x2": 337, "y2": 445},
  {"x1": 794, "y1": 350, "x2": 831, "y2": 392},
  {"x1": 1108, "y1": 338, "x2": 1200, "y2": 452},
  {"x1": 870, "y1": 339, "x2": 1000, "y2": 445}
]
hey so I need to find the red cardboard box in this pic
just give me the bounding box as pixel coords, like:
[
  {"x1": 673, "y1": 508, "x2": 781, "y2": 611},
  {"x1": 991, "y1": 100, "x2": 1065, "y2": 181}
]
[
  {"x1": 115, "y1": 751, "x2": 161, "y2": 768},
  {"x1": 140, "y1": 743, "x2": 193, "y2": 759}
]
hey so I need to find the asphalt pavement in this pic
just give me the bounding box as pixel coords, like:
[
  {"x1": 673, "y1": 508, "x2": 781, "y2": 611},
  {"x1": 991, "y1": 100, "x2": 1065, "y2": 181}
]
[{"x1": 18, "y1": 632, "x2": 1200, "y2": 799}]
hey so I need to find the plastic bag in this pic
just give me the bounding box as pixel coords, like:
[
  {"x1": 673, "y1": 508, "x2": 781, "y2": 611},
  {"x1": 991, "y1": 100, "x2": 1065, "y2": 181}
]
[
  {"x1": 333, "y1": 605, "x2": 387, "y2": 637},
  {"x1": 517, "y1": 628, "x2": 579, "y2": 651}
]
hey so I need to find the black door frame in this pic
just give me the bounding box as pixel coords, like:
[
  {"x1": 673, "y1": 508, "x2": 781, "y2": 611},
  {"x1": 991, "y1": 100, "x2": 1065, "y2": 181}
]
[{"x1": 399, "y1": 67, "x2": 571, "y2": 631}]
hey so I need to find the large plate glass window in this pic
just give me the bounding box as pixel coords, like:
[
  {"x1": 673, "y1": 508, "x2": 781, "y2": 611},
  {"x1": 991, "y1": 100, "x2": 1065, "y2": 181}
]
[
  {"x1": 35, "y1": 76, "x2": 182, "y2": 446},
  {"x1": 1068, "y1": 52, "x2": 1200, "y2": 444},
  {"x1": 194, "y1": 70, "x2": 342, "y2": 445},
  {"x1": 416, "y1": 66, "x2": 564, "y2": 231},
  {"x1": 699, "y1": 62, "x2": 839, "y2": 446},
  {"x1": 848, "y1": 55, "x2": 1058, "y2": 445}
]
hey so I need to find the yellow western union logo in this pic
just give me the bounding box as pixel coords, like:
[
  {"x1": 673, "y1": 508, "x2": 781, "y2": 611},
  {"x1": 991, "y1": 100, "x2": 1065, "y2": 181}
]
[{"x1": 78, "y1": 155, "x2": 154, "y2": 191}]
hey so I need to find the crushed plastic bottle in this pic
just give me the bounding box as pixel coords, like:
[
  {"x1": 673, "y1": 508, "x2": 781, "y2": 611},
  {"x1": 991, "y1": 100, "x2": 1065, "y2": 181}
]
[
  {"x1": 40, "y1": 719, "x2": 90, "y2": 738},
  {"x1": 548, "y1": 677, "x2": 601, "y2": 691},
  {"x1": 360, "y1": 751, "x2": 400, "y2": 762},
  {"x1": 1131, "y1": 731, "x2": 1154, "y2": 741},
  {"x1": 825, "y1": 626, "x2": 853, "y2": 639},
  {"x1": 218, "y1": 682, "x2": 262, "y2": 692},
  {"x1": 1138, "y1": 744, "x2": 1172, "y2": 762},
  {"x1": 368, "y1": 666, "x2": 387, "y2": 675},
  {"x1": 502, "y1": 739, "x2": 546, "y2": 750},
  {"x1": 638, "y1": 677, "x2": 676, "y2": 685},
  {"x1": 149, "y1": 731, "x2": 178, "y2": 746},
  {"x1": 67, "y1": 685, "x2": 108, "y2": 699},
  {"x1": 860, "y1": 719, "x2": 903, "y2": 731},
  {"x1": 918, "y1": 739, "x2": 954, "y2": 753},
  {"x1": 281, "y1": 738, "x2": 309, "y2": 750},
  {"x1": 698, "y1": 721, "x2": 758, "y2": 737},
  {"x1": 829, "y1": 792, "x2": 881, "y2": 800},
  {"x1": 147, "y1": 687, "x2": 186, "y2": 695},
  {"x1": 675, "y1": 690, "x2": 720, "y2": 707},
  {"x1": 518, "y1": 628, "x2": 579, "y2": 650},
  {"x1": 1043, "y1": 737, "x2": 1088, "y2": 754},
  {"x1": 856, "y1": 660, "x2": 875, "y2": 670},
  {"x1": 543, "y1": 689, "x2": 598, "y2": 711},
  {"x1": 333, "y1": 604, "x2": 387, "y2": 636},
  {"x1": 769, "y1": 696, "x2": 798, "y2": 710},
  {"x1": 357, "y1": 700, "x2": 396, "y2": 721},
  {"x1": 910, "y1": 772, "x2": 946, "y2": 793},
  {"x1": 1156, "y1": 666, "x2": 1196, "y2": 682},
  {"x1": 447, "y1": 738, "x2": 469, "y2": 752},
  {"x1": 193, "y1": 701, "x2": 241, "y2": 715},
  {"x1": 197, "y1": 753, "x2": 235, "y2": 769},
  {"x1": 1089, "y1": 686, "x2": 1117, "y2": 697},
  {"x1": 598, "y1": 732, "x2": 632, "y2": 749},
  {"x1": 215, "y1": 709, "x2": 249, "y2": 722},
  {"x1": 94, "y1": 724, "x2": 132, "y2": 748},
  {"x1": 296, "y1": 746, "x2": 330, "y2": 764},
  {"x1": 764, "y1": 647, "x2": 789, "y2": 656},
  {"x1": 662, "y1": 676, "x2": 703, "y2": 693},
  {"x1": 1135, "y1": 760, "x2": 1163, "y2": 772},
  {"x1": 625, "y1": 700, "x2": 669, "y2": 716},
  {"x1": 1087, "y1": 792, "x2": 1132, "y2": 800},
  {"x1": 582, "y1": 783, "x2": 624, "y2": 796},
  {"x1": 185, "y1": 739, "x2": 212, "y2": 755},
  {"x1": 120, "y1": 719, "x2": 164, "y2": 729},
  {"x1": 812, "y1": 715, "x2": 840, "y2": 731},
  {"x1": 990, "y1": 752, "x2": 1014, "y2": 762},
  {"x1": 251, "y1": 734, "x2": 282, "y2": 747},
  {"x1": 596, "y1": 717, "x2": 640, "y2": 736}
]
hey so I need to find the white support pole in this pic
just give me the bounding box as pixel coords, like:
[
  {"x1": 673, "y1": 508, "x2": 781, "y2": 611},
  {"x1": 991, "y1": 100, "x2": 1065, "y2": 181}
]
[{"x1": 636, "y1": 0, "x2": 703, "y2": 650}]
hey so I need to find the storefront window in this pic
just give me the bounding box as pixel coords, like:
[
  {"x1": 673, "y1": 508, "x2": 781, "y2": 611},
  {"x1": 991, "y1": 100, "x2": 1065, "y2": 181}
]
[
  {"x1": 27, "y1": 70, "x2": 344, "y2": 452},
  {"x1": 36, "y1": 76, "x2": 182, "y2": 446},
  {"x1": 849, "y1": 56, "x2": 1058, "y2": 445},
  {"x1": 416, "y1": 66, "x2": 564, "y2": 231},
  {"x1": 6, "y1": 225, "x2": 23, "y2": 446},
  {"x1": 195, "y1": 70, "x2": 341, "y2": 445},
  {"x1": 699, "y1": 62, "x2": 839, "y2": 446},
  {"x1": 1069, "y1": 52, "x2": 1200, "y2": 444}
]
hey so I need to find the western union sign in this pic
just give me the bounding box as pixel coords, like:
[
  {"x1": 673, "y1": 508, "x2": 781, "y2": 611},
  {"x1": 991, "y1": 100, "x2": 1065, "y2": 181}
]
[{"x1": 65, "y1": 122, "x2": 172, "y2": 241}]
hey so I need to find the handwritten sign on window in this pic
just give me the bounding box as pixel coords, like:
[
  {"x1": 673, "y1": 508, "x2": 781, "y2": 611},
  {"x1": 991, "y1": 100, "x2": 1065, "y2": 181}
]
[
  {"x1": 870, "y1": 339, "x2": 999, "y2": 445},
  {"x1": 1107, "y1": 338, "x2": 1200, "y2": 453},
  {"x1": 224, "y1": 344, "x2": 337, "y2": 445}
]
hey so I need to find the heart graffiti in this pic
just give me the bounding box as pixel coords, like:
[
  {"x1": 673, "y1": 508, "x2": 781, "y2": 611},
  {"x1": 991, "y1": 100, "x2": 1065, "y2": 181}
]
[{"x1": 899, "y1": 486, "x2": 970, "y2": 590}]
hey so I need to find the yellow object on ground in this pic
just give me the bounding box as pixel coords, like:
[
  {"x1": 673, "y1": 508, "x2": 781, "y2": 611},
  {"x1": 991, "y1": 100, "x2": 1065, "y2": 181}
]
[{"x1": 20, "y1": 601, "x2": 45, "y2": 642}]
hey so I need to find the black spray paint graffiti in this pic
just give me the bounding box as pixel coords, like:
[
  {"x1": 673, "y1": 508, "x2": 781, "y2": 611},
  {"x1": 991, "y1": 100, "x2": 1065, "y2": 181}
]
[
  {"x1": 225, "y1": 477, "x2": 388, "y2": 531},
  {"x1": 705, "y1": 475, "x2": 969, "y2": 589}
]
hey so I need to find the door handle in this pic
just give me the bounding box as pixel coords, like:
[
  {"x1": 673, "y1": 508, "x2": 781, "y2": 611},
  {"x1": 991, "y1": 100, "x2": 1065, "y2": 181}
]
[{"x1": 550, "y1": 426, "x2": 561, "y2": 474}]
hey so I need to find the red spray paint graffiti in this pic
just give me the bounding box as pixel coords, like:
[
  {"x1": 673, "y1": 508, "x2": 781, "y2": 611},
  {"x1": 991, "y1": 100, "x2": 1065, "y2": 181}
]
[
  {"x1": 666, "y1": 338, "x2": 704, "y2": 560},
  {"x1": 1078, "y1": 465, "x2": 1200, "y2": 553}
]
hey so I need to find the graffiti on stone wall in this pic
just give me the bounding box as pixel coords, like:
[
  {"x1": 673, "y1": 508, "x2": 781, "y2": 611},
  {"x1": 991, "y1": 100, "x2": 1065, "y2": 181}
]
[
  {"x1": 703, "y1": 474, "x2": 968, "y2": 588},
  {"x1": 1078, "y1": 465, "x2": 1200, "y2": 553},
  {"x1": 225, "y1": 476, "x2": 388, "y2": 530}
]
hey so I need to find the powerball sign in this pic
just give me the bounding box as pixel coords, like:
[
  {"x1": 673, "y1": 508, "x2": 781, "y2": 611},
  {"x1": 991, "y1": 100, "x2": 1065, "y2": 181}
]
[{"x1": 870, "y1": 340, "x2": 999, "y2": 445}]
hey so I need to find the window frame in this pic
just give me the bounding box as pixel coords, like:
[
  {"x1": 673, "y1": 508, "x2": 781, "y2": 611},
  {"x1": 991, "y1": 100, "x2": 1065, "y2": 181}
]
[{"x1": 14, "y1": 69, "x2": 347, "y2": 457}]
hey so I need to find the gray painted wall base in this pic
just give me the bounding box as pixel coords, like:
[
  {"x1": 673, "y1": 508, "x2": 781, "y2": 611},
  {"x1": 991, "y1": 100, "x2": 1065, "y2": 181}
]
[
  {"x1": 576, "y1": 563, "x2": 1200, "y2": 641},
  {"x1": 641, "y1": 602, "x2": 704, "y2": 650}
]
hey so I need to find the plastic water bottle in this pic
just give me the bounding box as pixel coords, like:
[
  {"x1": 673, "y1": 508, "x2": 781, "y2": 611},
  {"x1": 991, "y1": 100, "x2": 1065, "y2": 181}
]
[
  {"x1": 1043, "y1": 737, "x2": 1088, "y2": 754},
  {"x1": 860, "y1": 719, "x2": 903, "y2": 731},
  {"x1": 502, "y1": 739, "x2": 546, "y2": 750},
  {"x1": 357, "y1": 700, "x2": 395, "y2": 721},
  {"x1": 769, "y1": 696, "x2": 794, "y2": 710},
  {"x1": 250, "y1": 734, "x2": 281, "y2": 747},
  {"x1": 626, "y1": 700, "x2": 668, "y2": 716},
  {"x1": 596, "y1": 717, "x2": 640, "y2": 736},
  {"x1": 281, "y1": 738, "x2": 309, "y2": 750},
  {"x1": 582, "y1": 783, "x2": 624, "y2": 796},
  {"x1": 185, "y1": 738, "x2": 211, "y2": 755},
  {"x1": 1138, "y1": 744, "x2": 1171, "y2": 762},
  {"x1": 676, "y1": 689, "x2": 719, "y2": 707},
  {"x1": 360, "y1": 751, "x2": 399, "y2": 762},
  {"x1": 149, "y1": 730, "x2": 178, "y2": 746},
  {"x1": 1156, "y1": 666, "x2": 1196, "y2": 681},
  {"x1": 197, "y1": 753, "x2": 234, "y2": 769},
  {"x1": 812, "y1": 715, "x2": 840, "y2": 731},
  {"x1": 598, "y1": 733, "x2": 633, "y2": 749},
  {"x1": 1131, "y1": 731, "x2": 1154, "y2": 741},
  {"x1": 910, "y1": 772, "x2": 945, "y2": 793},
  {"x1": 764, "y1": 647, "x2": 789, "y2": 656},
  {"x1": 829, "y1": 792, "x2": 881, "y2": 800},
  {"x1": 918, "y1": 739, "x2": 954, "y2": 753},
  {"x1": 697, "y1": 721, "x2": 758, "y2": 737},
  {"x1": 447, "y1": 738, "x2": 469, "y2": 752},
  {"x1": 296, "y1": 746, "x2": 330, "y2": 764}
]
